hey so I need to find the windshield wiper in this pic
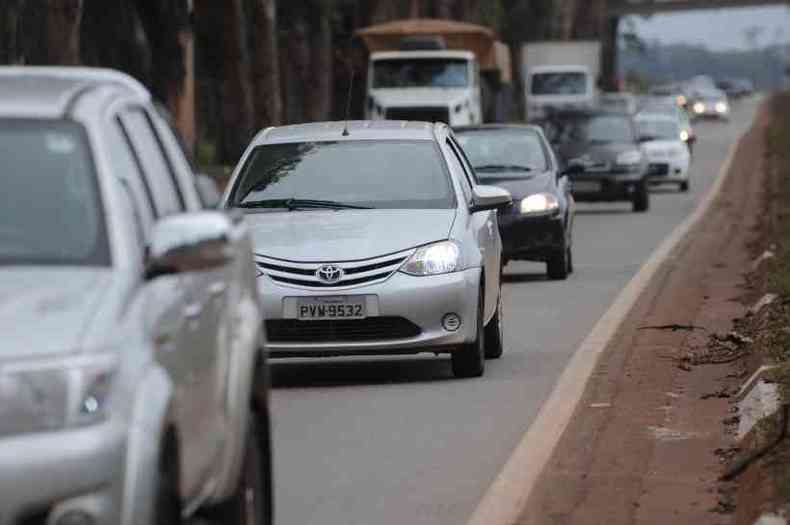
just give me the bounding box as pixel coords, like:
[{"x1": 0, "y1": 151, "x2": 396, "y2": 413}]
[
  {"x1": 237, "y1": 198, "x2": 373, "y2": 211},
  {"x1": 474, "y1": 164, "x2": 534, "y2": 172}
]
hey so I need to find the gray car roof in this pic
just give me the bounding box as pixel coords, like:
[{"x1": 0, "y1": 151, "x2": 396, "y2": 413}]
[
  {"x1": 0, "y1": 67, "x2": 150, "y2": 118},
  {"x1": 257, "y1": 120, "x2": 444, "y2": 145}
]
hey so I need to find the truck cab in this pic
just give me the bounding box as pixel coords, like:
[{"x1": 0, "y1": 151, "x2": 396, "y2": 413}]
[
  {"x1": 526, "y1": 65, "x2": 596, "y2": 121},
  {"x1": 366, "y1": 50, "x2": 482, "y2": 126}
]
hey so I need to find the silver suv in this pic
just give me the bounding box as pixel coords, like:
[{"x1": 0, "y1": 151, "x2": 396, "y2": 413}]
[
  {"x1": 0, "y1": 68, "x2": 270, "y2": 525},
  {"x1": 224, "y1": 121, "x2": 511, "y2": 378}
]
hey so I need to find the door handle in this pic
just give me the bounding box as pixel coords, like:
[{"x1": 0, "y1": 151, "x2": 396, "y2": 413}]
[
  {"x1": 184, "y1": 303, "x2": 202, "y2": 321},
  {"x1": 209, "y1": 281, "x2": 227, "y2": 297}
]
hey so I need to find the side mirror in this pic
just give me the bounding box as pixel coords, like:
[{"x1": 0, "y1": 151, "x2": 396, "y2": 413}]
[
  {"x1": 195, "y1": 173, "x2": 222, "y2": 209},
  {"x1": 560, "y1": 163, "x2": 584, "y2": 176},
  {"x1": 470, "y1": 185, "x2": 512, "y2": 213},
  {"x1": 145, "y1": 211, "x2": 234, "y2": 280}
]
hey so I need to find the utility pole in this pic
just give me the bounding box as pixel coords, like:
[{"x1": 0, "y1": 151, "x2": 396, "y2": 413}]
[{"x1": 410, "y1": 0, "x2": 420, "y2": 18}]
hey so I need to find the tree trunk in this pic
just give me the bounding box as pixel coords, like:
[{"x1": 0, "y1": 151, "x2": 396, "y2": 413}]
[
  {"x1": 307, "y1": 9, "x2": 332, "y2": 121},
  {"x1": 221, "y1": 0, "x2": 255, "y2": 162},
  {"x1": 47, "y1": 0, "x2": 82, "y2": 65},
  {"x1": 252, "y1": 0, "x2": 282, "y2": 127},
  {"x1": 433, "y1": 0, "x2": 456, "y2": 19},
  {"x1": 284, "y1": 16, "x2": 310, "y2": 123},
  {"x1": 0, "y1": 0, "x2": 25, "y2": 64}
]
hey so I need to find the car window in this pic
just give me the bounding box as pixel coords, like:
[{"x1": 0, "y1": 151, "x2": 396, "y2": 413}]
[
  {"x1": 150, "y1": 105, "x2": 204, "y2": 210},
  {"x1": 119, "y1": 108, "x2": 185, "y2": 216},
  {"x1": 0, "y1": 119, "x2": 110, "y2": 266},
  {"x1": 107, "y1": 118, "x2": 156, "y2": 238},
  {"x1": 230, "y1": 140, "x2": 455, "y2": 210},
  {"x1": 455, "y1": 130, "x2": 548, "y2": 178},
  {"x1": 636, "y1": 119, "x2": 680, "y2": 141},
  {"x1": 554, "y1": 115, "x2": 635, "y2": 145},
  {"x1": 444, "y1": 140, "x2": 473, "y2": 203}
]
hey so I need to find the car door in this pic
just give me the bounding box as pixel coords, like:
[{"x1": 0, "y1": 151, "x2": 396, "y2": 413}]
[
  {"x1": 148, "y1": 110, "x2": 239, "y2": 453},
  {"x1": 451, "y1": 137, "x2": 500, "y2": 308},
  {"x1": 118, "y1": 106, "x2": 220, "y2": 498}
]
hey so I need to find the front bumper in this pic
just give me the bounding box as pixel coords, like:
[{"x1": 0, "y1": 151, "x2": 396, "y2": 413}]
[
  {"x1": 498, "y1": 212, "x2": 565, "y2": 261},
  {"x1": 645, "y1": 157, "x2": 689, "y2": 183},
  {"x1": 569, "y1": 172, "x2": 646, "y2": 202},
  {"x1": 0, "y1": 422, "x2": 126, "y2": 525},
  {"x1": 260, "y1": 268, "x2": 482, "y2": 357}
]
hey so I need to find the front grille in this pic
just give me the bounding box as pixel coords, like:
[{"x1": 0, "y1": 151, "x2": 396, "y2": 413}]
[
  {"x1": 256, "y1": 250, "x2": 412, "y2": 289},
  {"x1": 266, "y1": 317, "x2": 422, "y2": 343},
  {"x1": 648, "y1": 163, "x2": 669, "y2": 176},
  {"x1": 386, "y1": 107, "x2": 450, "y2": 123}
]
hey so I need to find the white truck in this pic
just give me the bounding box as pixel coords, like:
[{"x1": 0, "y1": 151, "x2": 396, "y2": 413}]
[
  {"x1": 522, "y1": 41, "x2": 601, "y2": 122},
  {"x1": 357, "y1": 19, "x2": 510, "y2": 126}
]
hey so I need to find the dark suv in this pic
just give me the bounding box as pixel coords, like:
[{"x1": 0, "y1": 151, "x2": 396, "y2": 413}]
[{"x1": 540, "y1": 109, "x2": 650, "y2": 212}]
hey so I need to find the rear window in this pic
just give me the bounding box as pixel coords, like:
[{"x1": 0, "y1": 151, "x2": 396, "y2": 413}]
[
  {"x1": 230, "y1": 140, "x2": 455, "y2": 210},
  {"x1": 0, "y1": 120, "x2": 109, "y2": 266},
  {"x1": 530, "y1": 72, "x2": 588, "y2": 96}
]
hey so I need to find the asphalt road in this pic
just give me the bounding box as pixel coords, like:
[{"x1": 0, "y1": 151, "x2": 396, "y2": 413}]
[{"x1": 268, "y1": 98, "x2": 762, "y2": 525}]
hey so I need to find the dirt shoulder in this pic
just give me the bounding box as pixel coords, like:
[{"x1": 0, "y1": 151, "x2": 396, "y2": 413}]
[{"x1": 516, "y1": 99, "x2": 773, "y2": 525}]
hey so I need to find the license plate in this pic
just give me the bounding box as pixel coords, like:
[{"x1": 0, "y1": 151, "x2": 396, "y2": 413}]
[
  {"x1": 296, "y1": 296, "x2": 366, "y2": 320},
  {"x1": 573, "y1": 181, "x2": 602, "y2": 193}
]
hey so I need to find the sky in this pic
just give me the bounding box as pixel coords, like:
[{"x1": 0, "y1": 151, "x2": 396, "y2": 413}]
[{"x1": 625, "y1": 5, "x2": 790, "y2": 50}]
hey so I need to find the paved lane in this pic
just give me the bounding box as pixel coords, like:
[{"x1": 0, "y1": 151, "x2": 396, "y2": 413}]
[{"x1": 268, "y1": 98, "x2": 761, "y2": 525}]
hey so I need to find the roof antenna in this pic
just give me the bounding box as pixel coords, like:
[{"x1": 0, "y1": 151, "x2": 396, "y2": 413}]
[{"x1": 342, "y1": 35, "x2": 356, "y2": 137}]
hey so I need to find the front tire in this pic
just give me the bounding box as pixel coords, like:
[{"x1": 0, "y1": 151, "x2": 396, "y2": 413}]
[
  {"x1": 680, "y1": 180, "x2": 689, "y2": 192},
  {"x1": 632, "y1": 183, "x2": 650, "y2": 213},
  {"x1": 203, "y1": 409, "x2": 272, "y2": 525},
  {"x1": 547, "y1": 249, "x2": 569, "y2": 280},
  {"x1": 154, "y1": 437, "x2": 182, "y2": 525},
  {"x1": 484, "y1": 288, "x2": 504, "y2": 359},
  {"x1": 452, "y1": 287, "x2": 485, "y2": 378}
]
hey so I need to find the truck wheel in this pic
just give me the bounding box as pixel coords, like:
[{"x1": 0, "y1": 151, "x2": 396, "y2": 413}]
[
  {"x1": 632, "y1": 183, "x2": 650, "y2": 213},
  {"x1": 484, "y1": 288, "x2": 504, "y2": 359},
  {"x1": 452, "y1": 288, "x2": 485, "y2": 378},
  {"x1": 203, "y1": 409, "x2": 272, "y2": 525},
  {"x1": 680, "y1": 180, "x2": 690, "y2": 192},
  {"x1": 154, "y1": 437, "x2": 182, "y2": 525}
]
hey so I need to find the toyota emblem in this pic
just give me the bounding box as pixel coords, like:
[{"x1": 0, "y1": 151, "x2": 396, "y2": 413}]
[{"x1": 316, "y1": 264, "x2": 344, "y2": 284}]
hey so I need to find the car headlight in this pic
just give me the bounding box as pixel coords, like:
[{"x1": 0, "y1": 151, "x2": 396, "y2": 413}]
[
  {"x1": 616, "y1": 150, "x2": 642, "y2": 166},
  {"x1": 679, "y1": 130, "x2": 690, "y2": 142},
  {"x1": 0, "y1": 356, "x2": 116, "y2": 436},
  {"x1": 520, "y1": 193, "x2": 559, "y2": 215},
  {"x1": 693, "y1": 102, "x2": 705, "y2": 114},
  {"x1": 677, "y1": 95, "x2": 687, "y2": 106},
  {"x1": 401, "y1": 241, "x2": 461, "y2": 276},
  {"x1": 715, "y1": 102, "x2": 728, "y2": 113}
]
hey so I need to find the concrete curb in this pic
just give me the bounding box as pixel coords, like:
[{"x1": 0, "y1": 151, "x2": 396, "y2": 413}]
[{"x1": 466, "y1": 104, "x2": 766, "y2": 525}]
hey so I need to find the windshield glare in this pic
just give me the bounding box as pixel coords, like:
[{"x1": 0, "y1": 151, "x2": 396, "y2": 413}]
[
  {"x1": 231, "y1": 141, "x2": 455, "y2": 210},
  {"x1": 0, "y1": 120, "x2": 109, "y2": 266},
  {"x1": 553, "y1": 115, "x2": 635, "y2": 145},
  {"x1": 373, "y1": 59, "x2": 470, "y2": 88},
  {"x1": 531, "y1": 72, "x2": 587, "y2": 95},
  {"x1": 456, "y1": 130, "x2": 548, "y2": 177},
  {"x1": 637, "y1": 120, "x2": 680, "y2": 141}
]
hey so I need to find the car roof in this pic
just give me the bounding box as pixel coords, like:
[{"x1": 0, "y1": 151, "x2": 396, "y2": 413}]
[
  {"x1": 0, "y1": 66, "x2": 149, "y2": 118},
  {"x1": 542, "y1": 108, "x2": 628, "y2": 119},
  {"x1": 254, "y1": 120, "x2": 445, "y2": 145},
  {"x1": 635, "y1": 112, "x2": 677, "y2": 122},
  {"x1": 370, "y1": 50, "x2": 475, "y2": 61}
]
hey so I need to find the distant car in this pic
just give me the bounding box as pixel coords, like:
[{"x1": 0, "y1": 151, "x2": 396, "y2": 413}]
[
  {"x1": 224, "y1": 121, "x2": 512, "y2": 377},
  {"x1": 648, "y1": 84, "x2": 690, "y2": 109},
  {"x1": 541, "y1": 109, "x2": 650, "y2": 212},
  {"x1": 639, "y1": 97, "x2": 696, "y2": 153},
  {"x1": 454, "y1": 125, "x2": 576, "y2": 279},
  {"x1": 0, "y1": 68, "x2": 270, "y2": 524},
  {"x1": 599, "y1": 92, "x2": 638, "y2": 114},
  {"x1": 691, "y1": 89, "x2": 730, "y2": 120},
  {"x1": 635, "y1": 113, "x2": 692, "y2": 192}
]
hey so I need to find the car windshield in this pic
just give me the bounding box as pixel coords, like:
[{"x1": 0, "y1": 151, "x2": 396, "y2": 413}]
[
  {"x1": 531, "y1": 72, "x2": 587, "y2": 95},
  {"x1": 373, "y1": 59, "x2": 470, "y2": 88},
  {"x1": 550, "y1": 115, "x2": 635, "y2": 145},
  {"x1": 455, "y1": 130, "x2": 548, "y2": 177},
  {"x1": 230, "y1": 141, "x2": 455, "y2": 210},
  {"x1": 0, "y1": 120, "x2": 109, "y2": 266},
  {"x1": 637, "y1": 119, "x2": 680, "y2": 141}
]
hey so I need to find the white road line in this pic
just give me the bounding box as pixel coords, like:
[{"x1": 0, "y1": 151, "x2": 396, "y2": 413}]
[{"x1": 466, "y1": 109, "x2": 759, "y2": 525}]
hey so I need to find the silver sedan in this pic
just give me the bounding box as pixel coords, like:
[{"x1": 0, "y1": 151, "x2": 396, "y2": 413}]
[{"x1": 224, "y1": 121, "x2": 511, "y2": 378}]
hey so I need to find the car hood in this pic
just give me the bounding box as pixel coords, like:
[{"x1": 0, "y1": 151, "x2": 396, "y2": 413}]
[
  {"x1": 370, "y1": 88, "x2": 469, "y2": 108},
  {"x1": 0, "y1": 268, "x2": 112, "y2": 359},
  {"x1": 244, "y1": 209, "x2": 457, "y2": 261},
  {"x1": 642, "y1": 139, "x2": 684, "y2": 154},
  {"x1": 477, "y1": 173, "x2": 555, "y2": 201}
]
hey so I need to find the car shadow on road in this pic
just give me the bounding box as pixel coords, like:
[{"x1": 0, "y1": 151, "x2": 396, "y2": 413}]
[
  {"x1": 574, "y1": 207, "x2": 633, "y2": 215},
  {"x1": 270, "y1": 356, "x2": 455, "y2": 388},
  {"x1": 502, "y1": 271, "x2": 547, "y2": 283}
]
